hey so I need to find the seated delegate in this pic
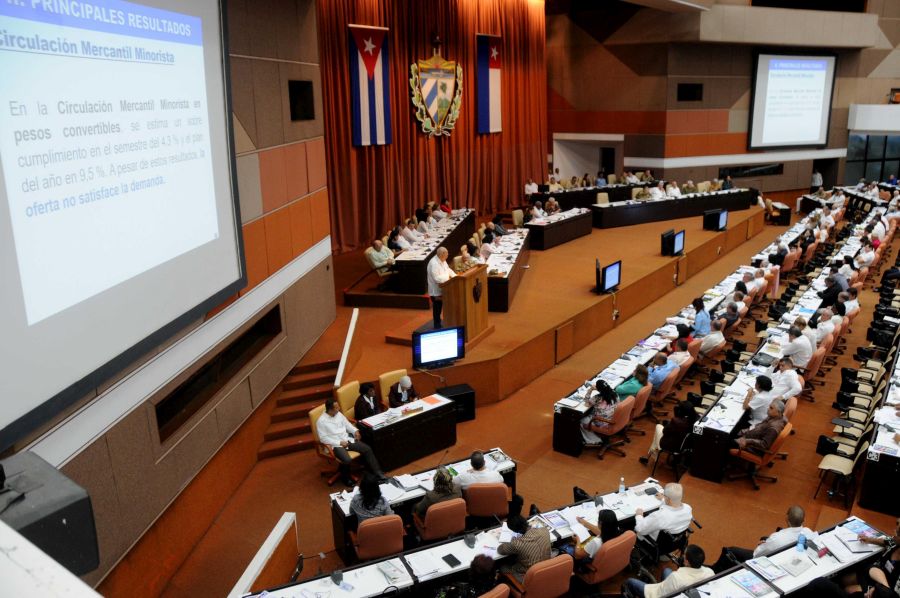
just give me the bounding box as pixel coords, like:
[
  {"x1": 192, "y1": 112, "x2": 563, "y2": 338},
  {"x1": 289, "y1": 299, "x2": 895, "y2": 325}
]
[
  {"x1": 452, "y1": 450, "x2": 504, "y2": 490},
  {"x1": 711, "y1": 505, "x2": 816, "y2": 572},
  {"x1": 316, "y1": 398, "x2": 386, "y2": 486},
  {"x1": 560, "y1": 508, "x2": 621, "y2": 566},
  {"x1": 648, "y1": 353, "x2": 678, "y2": 390},
  {"x1": 497, "y1": 514, "x2": 552, "y2": 583},
  {"x1": 638, "y1": 400, "x2": 698, "y2": 466},
  {"x1": 413, "y1": 468, "x2": 461, "y2": 519},
  {"x1": 388, "y1": 375, "x2": 418, "y2": 407},
  {"x1": 615, "y1": 364, "x2": 649, "y2": 402},
  {"x1": 733, "y1": 399, "x2": 786, "y2": 456},
  {"x1": 581, "y1": 387, "x2": 619, "y2": 447},
  {"x1": 624, "y1": 544, "x2": 713, "y2": 598},
  {"x1": 354, "y1": 382, "x2": 385, "y2": 421},
  {"x1": 634, "y1": 482, "x2": 693, "y2": 542},
  {"x1": 741, "y1": 375, "x2": 778, "y2": 427},
  {"x1": 350, "y1": 473, "x2": 394, "y2": 523}
]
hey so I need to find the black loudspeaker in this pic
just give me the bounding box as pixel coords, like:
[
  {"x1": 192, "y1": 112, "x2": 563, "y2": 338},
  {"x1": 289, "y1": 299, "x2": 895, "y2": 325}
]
[
  {"x1": 0, "y1": 451, "x2": 98, "y2": 575},
  {"x1": 437, "y1": 384, "x2": 476, "y2": 422}
]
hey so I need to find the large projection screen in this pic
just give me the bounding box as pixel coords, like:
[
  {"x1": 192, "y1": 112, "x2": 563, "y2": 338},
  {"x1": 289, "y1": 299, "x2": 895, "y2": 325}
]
[
  {"x1": 749, "y1": 53, "x2": 837, "y2": 150},
  {"x1": 0, "y1": 0, "x2": 245, "y2": 450}
]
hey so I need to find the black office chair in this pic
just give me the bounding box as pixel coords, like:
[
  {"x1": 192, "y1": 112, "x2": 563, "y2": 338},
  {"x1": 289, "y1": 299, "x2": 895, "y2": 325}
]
[
  {"x1": 650, "y1": 433, "x2": 693, "y2": 482},
  {"x1": 630, "y1": 519, "x2": 702, "y2": 582}
]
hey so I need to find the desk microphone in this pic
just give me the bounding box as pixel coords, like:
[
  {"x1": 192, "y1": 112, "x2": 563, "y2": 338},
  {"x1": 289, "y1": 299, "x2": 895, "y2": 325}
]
[{"x1": 434, "y1": 448, "x2": 451, "y2": 472}]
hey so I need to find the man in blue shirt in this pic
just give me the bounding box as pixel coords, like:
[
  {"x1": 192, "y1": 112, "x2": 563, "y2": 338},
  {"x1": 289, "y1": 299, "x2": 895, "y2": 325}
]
[
  {"x1": 648, "y1": 352, "x2": 679, "y2": 389},
  {"x1": 596, "y1": 171, "x2": 607, "y2": 186},
  {"x1": 691, "y1": 298, "x2": 710, "y2": 337}
]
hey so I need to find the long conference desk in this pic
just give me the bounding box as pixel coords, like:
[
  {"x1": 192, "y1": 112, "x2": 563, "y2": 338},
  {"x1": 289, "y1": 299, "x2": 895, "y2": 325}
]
[
  {"x1": 524, "y1": 208, "x2": 592, "y2": 250},
  {"x1": 691, "y1": 207, "x2": 878, "y2": 482},
  {"x1": 529, "y1": 180, "x2": 655, "y2": 211},
  {"x1": 328, "y1": 448, "x2": 517, "y2": 562},
  {"x1": 269, "y1": 476, "x2": 666, "y2": 597},
  {"x1": 591, "y1": 188, "x2": 757, "y2": 229},
  {"x1": 485, "y1": 228, "x2": 530, "y2": 312},
  {"x1": 392, "y1": 210, "x2": 476, "y2": 294},
  {"x1": 357, "y1": 395, "x2": 457, "y2": 472}
]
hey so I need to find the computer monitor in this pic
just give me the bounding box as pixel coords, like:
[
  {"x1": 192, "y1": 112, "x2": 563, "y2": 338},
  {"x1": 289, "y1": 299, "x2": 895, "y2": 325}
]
[
  {"x1": 412, "y1": 326, "x2": 466, "y2": 369},
  {"x1": 660, "y1": 229, "x2": 674, "y2": 255},
  {"x1": 601, "y1": 260, "x2": 622, "y2": 293},
  {"x1": 719, "y1": 210, "x2": 728, "y2": 231},
  {"x1": 673, "y1": 230, "x2": 685, "y2": 255},
  {"x1": 537, "y1": 184, "x2": 550, "y2": 193},
  {"x1": 703, "y1": 209, "x2": 721, "y2": 231}
]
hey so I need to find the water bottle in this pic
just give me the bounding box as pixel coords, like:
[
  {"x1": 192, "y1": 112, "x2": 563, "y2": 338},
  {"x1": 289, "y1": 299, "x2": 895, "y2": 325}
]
[
  {"x1": 619, "y1": 477, "x2": 626, "y2": 494},
  {"x1": 796, "y1": 533, "x2": 806, "y2": 552}
]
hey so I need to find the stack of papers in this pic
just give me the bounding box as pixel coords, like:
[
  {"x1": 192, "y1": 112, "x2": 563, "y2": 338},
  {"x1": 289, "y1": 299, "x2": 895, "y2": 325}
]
[
  {"x1": 405, "y1": 552, "x2": 445, "y2": 579},
  {"x1": 379, "y1": 483, "x2": 406, "y2": 502}
]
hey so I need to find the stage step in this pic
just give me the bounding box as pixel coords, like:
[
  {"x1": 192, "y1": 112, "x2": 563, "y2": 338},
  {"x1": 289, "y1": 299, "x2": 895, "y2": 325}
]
[
  {"x1": 258, "y1": 358, "x2": 339, "y2": 461},
  {"x1": 290, "y1": 359, "x2": 340, "y2": 376},
  {"x1": 276, "y1": 385, "x2": 333, "y2": 407},
  {"x1": 257, "y1": 433, "x2": 316, "y2": 460},
  {"x1": 264, "y1": 419, "x2": 312, "y2": 441}
]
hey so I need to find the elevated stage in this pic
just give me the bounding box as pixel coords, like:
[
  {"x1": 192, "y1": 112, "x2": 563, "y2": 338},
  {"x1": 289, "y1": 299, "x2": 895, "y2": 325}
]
[{"x1": 332, "y1": 207, "x2": 769, "y2": 406}]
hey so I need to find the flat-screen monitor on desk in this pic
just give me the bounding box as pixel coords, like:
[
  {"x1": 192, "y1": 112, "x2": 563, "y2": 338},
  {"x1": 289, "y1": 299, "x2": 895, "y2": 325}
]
[
  {"x1": 599, "y1": 260, "x2": 621, "y2": 293},
  {"x1": 412, "y1": 326, "x2": 465, "y2": 369},
  {"x1": 703, "y1": 209, "x2": 727, "y2": 231},
  {"x1": 673, "y1": 230, "x2": 685, "y2": 255},
  {"x1": 537, "y1": 184, "x2": 549, "y2": 193},
  {"x1": 660, "y1": 229, "x2": 674, "y2": 255}
]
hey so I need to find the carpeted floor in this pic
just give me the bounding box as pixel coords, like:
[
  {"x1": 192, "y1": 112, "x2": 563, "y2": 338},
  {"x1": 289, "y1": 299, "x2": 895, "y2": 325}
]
[{"x1": 159, "y1": 215, "x2": 898, "y2": 597}]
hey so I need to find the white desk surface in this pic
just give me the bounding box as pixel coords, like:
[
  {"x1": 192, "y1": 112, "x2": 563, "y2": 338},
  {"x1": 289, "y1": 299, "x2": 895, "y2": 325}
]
[
  {"x1": 672, "y1": 566, "x2": 776, "y2": 598},
  {"x1": 394, "y1": 209, "x2": 474, "y2": 262},
  {"x1": 526, "y1": 207, "x2": 589, "y2": 226},
  {"x1": 258, "y1": 557, "x2": 413, "y2": 598},
  {"x1": 358, "y1": 394, "x2": 452, "y2": 430},
  {"x1": 330, "y1": 448, "x2": 515, "y2": 517}
]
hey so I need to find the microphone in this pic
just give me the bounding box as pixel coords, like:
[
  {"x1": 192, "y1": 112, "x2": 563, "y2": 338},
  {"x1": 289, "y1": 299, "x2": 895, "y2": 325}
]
[{"x1": 434, "y1": 448, "x2": 450, "y2": 472}]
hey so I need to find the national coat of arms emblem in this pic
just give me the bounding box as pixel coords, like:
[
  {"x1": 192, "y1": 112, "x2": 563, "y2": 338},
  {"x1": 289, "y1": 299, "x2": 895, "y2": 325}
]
[{"x1": 409, "y1": 38, "x2": 463, "y2": 137}]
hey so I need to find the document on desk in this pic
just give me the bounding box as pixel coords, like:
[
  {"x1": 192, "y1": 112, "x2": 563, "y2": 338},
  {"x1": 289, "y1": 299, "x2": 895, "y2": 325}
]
[
  {"x1": 820, "y1": 534, "x2": 854, "y2": 563},
  {"x1": 405, "y1": 551, "x2": 445, "y2": 580},
  {"x1": 416, "y1": 472, "x2": 435, "y2": 491},
  {"x1": 394, "y1": 474, "x2": 422, "y2": 490},
  {"x1": 379, "y1": 482, "x2": 406, "y2": 502}
]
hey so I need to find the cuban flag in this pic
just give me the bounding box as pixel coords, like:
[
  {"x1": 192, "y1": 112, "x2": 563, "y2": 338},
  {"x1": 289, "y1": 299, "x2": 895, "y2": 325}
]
[
  {"x1": 348, "y1": 25, "x2": 392, "y2": 146},
  {"x1": 476, "y1": 34, "x2": 502, "y2": 134}
]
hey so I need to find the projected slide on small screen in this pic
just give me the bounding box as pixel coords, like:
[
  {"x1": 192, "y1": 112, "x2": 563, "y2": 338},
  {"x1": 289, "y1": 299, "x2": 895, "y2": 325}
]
[
  {"x1": 749, "y1": 54, "x2": 836, "y2": 149},
  {"x1": 421, "y1": 329, "x2": 460, "y2": 364},
  {"x1": 0, "y1": 1, "x2": 219, "y2": 324}
]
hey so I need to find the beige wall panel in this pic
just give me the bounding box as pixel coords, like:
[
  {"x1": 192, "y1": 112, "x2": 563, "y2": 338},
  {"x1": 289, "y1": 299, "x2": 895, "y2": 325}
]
[
  {"x1": 246, "y1": 0, "x2": 280, "y2": 58},
  {"x1": 226, "y1": 0, "x2": 249, "y2": 56},
  {"x1": 230, "y1": 58, "x2": 258, "y2": 146},
  {"x1": 61, "y1": 438, "x2": 124, "y2": 587},
  {"x1": 106, "y1": 409, "x2": 180, "y2": 542},
  {"x1": 214, "y1": 379, "x2": 254, "y2": 440},
  {"x1": 248, "y1": 334, "x2": 294, "y2": 407},
  {"x1": 252, "y1": 59, "x2": 285, "y2": 148},
  {"x1": 236, "y1": 153, "x2": 263, "y2": 223},
  {"x1": 296, "y1": 0, "x2": 319, "y2": 63},
  {"x1": 728, "y1": 109, "x2": 748, "y2": 133},
  {"x1": 273, "y1": 0, "x2": 301, "y2": 62},
  {"x1": 279, "y1": 62, "x2": 326, "y2": 143}
]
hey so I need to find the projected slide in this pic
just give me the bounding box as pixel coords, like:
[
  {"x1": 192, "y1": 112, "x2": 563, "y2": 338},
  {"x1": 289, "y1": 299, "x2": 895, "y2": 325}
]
[
  {"x1": 0, "y1": 0, "x2": 243, "y2": 451},
  {"x1": 749, "y1": 54, "x2": 836, "y2": 149},
  {"x1": 0, "y1": 1, "x2": 219, "y2": 324}
]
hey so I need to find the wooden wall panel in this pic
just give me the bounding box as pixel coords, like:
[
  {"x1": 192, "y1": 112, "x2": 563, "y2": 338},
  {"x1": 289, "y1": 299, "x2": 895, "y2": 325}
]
[
  {"x1": 685, "y1": 236, "x2": 721, "y2": 279},
  {"x1": 555, "y1": 321, "x2": 575, "y2": 364}
]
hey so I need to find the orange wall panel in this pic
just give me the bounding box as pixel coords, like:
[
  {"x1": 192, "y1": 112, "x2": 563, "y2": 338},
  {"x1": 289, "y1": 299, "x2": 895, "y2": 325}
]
[
  {"x1": 309, "y1": 189, "x2": 331, "y2": 242},
  {"x1": 284, "y1": 142, "x2": 309, "y2": 202},
  {"x1": 259, "y1": 147, "x2": 288, "y2": 213},
  {"x1": 306, "y1": 137, "x2": 327, "y2": 191},
  {"x1": 241, "y1": 219, "x2": 269, "y2": 295},
  {"x1": 264, "y1": 208, "x2": 294, "y2": 274},
  {"x1": 289, "y1": 196, "x2": 314, "y2": 257},
  {"x1": 665, "y1": 132, "x2": 748, "y2": 158}
]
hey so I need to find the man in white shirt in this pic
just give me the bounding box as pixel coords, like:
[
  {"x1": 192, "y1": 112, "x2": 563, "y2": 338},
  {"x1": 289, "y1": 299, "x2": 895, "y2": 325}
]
[
  {"x1": 524, "y1": 178, "x2": 538, "y2": 196},
  {"x1": 814, "y1": 308, "x2": 836, "y2": 344},
  {"x1": 873, "y1": 218, "x2": 887, "y2": 241},
  {"x1": 793, "y1": 317, "x2": 817, "y2": 351},
  {"x1": 480, "y1": 232, "x2": 502, "y2": 260},
  {"x1": 855, "y1": 244, "x2": 875, "y2": 269},
  {"x1": 634, "y1": 483, "x2": 693, "y2": 542},
  {"x1": 316, "y1": 398, "x2": 385, "y2": 486},
  {"x1": 648, "y1": 182, "x2": 666, "y2": 200},
  {"x1": 700, "y1": 320, "x2": 725, "y2": 356},
  {"x1": 531, "y1": 201, "x2": 547, "y2": 220},
  {"x1": 625, "y1": 171, "x2": 639, "y2": 184},
  {"x1": 711, "y1": 505, "x2": 816, "y2": 572},
  {"x1": 368, "y1": 240, "x2": 395, "y2": 275},
  {"x1": 667, "y1": 181, "x2": 682, "y2": 197},
  {"x1": 832, "y1": 189, "x2": 846, "y2": 209},
  {"x1": 547, "y1": 176, "x2": 562, "y2": 192},
  {"x1": 452, "y1": 451, "x2": 504, "y2": 491},
  {"x1": 401, "y1": 219, "x2": 424, "y2": 244},
  {"x1": 811, "y1": 170, "x2": 823, "y2": 189},
  {"x1": 866, "y1": 182, "x2": 880, "y2": 198},
  {"x1": 845, "y1": 287, "x2": 860, "y2": 314},
  {"x1": 743, "y1": 375, "x2": 778, "y2": 426},
  {"x1": 781, "y1": 326, "x2": 813, "y2": 369},
  {"x1": 669, "y1": 338, "x2": 691, "y2": 366},
  {"x1": 771, "y1": 357, "x2": 803, "y2": 401},
  {"x1": 427, "y1": 247, "x2": 456, "y2": 328},
  {"x1": 625, "y1": 544, "x2": 713, "y2": 598}
]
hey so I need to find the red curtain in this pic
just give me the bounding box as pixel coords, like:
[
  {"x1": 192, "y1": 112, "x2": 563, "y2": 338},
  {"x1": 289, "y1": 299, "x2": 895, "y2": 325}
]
[{"x1": 316, "y1": 0, "x2": 547, "y2": 252}]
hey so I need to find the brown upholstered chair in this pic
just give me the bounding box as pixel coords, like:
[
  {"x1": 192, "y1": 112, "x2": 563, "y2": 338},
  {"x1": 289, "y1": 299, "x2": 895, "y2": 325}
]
[
  {"x1": 479, "y1": 585, "x2": 511, "y2": 598},
  {"x1": 349, "y1": 514, "x2": 404, "y2": 561},
  {"x1": 575, "y1": 530, "x2": 636, "y2": 588},
  {"x1": 309, "y1": 404, "x2": 360, "y2": 486},
  {"x1": 626, "y1": 383, "x2": 654, "y2": 434},
  {"x1": 584, "y1": 395, "x2": 634, "y2": 459},
  {"x1": 413, "y1": 498, "x2": 467, "y2": 542},
  {"x1": 465, "y1": 483, "x2": 511, "y2": 519},
  {"x1": 502, "y1": 553, "x2": 573, "y2": 598},
  {"x1": 727, "y1": 423, "x2": 792, "y2": 490}
]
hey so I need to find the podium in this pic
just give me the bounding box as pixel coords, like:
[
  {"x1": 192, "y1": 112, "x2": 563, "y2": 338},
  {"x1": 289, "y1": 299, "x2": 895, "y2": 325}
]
[{"x1": 441, "y1": 264, "x2": 492, "y2": 344}]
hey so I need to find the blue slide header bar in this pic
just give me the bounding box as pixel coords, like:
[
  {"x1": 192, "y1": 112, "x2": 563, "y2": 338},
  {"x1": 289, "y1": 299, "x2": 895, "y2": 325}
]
[
  {"x1": 770, "y1": 58, "x2": 827, "y2": 71},
  {"x1": 0, "y1": 0, "x2": 202, "y2": 46}
]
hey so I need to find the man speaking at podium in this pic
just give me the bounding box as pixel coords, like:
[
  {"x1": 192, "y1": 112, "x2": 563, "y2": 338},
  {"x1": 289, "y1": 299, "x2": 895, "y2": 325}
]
[{"x1": 427, "y1": 246, "x2": 456, "y2": 328}]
